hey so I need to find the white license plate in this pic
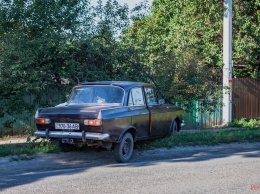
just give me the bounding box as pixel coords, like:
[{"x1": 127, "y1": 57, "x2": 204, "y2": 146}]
[{"x1": 55, "y1": 123, "x2": 80, "y2": 130}]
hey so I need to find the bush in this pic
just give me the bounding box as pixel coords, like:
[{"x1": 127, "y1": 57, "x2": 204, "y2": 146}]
[{"x1": 230, "y1": 118, "x2": 260, "y2": 128}]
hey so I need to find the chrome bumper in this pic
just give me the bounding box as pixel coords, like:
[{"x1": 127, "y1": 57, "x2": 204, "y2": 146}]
[{"x1": 34, "y1": 129, "x2": 110, "y2": 142}]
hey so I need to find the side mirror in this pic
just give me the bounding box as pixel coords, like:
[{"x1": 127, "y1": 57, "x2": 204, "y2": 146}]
[{"x1": 159, "y1": 99, "x2": 165, "y2": 105}]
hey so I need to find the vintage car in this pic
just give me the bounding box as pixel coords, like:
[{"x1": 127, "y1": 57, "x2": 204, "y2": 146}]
[{"x1": 34, "y1": 81, "x2": 185, "y2": 162}]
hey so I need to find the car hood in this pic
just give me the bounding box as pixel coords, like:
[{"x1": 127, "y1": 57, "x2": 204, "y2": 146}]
[{"x1": 38, "y1": 104, "x2": 121, "y2": 119}]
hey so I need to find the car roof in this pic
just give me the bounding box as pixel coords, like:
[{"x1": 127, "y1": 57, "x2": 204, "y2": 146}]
[{"x1": 78, "y1": 81, "x2": 153, "y2": 90}]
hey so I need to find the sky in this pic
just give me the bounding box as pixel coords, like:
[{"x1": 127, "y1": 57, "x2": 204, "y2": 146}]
[
  {"x1": 116, "y1": 0, "x2": 152, "y2": 9},
  {"x1": 91, "y1": 0, "x2": 153, "y2": 10}
]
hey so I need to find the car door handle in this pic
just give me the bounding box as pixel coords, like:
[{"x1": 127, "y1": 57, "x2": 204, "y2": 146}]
[{"x1": 148, "y1": 106, "x2": 156, "y2": 109}]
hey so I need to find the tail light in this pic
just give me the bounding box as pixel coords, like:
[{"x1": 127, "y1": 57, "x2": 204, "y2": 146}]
[
  {"x1": 34, "y1": 118, "x2": 51, "y2": 124},
  {"x1": 84, "y1": 119, "x2": 102, "y2": 126}
]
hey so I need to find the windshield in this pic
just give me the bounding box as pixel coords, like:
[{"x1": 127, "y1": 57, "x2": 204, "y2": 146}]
[{"x1": 67, "y1": 85, "x2": 124, "y2": 105}]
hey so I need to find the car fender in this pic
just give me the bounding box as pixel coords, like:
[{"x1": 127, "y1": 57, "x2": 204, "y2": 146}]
[{"x1": 116, "y1": 126, "x2": 137, "y2": 143}]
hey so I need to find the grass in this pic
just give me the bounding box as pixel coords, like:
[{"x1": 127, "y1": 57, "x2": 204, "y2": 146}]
[
  {"x1": 1, "y1": 127, "x2": 260, "y2": 159},
  {"x1": 0, "y1": 138, "x2": 59, "y2": 157},
  {"x1": 135, "y1": 127, "x2": 260, "y2": 150}
]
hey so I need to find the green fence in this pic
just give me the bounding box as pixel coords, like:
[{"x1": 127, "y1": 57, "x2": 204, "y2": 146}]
[
  {"x1": 0, "y1": 113, "x2": 35, "y2": 137},
  {"x1": 0, "y1": 88, "x2": 65, "y2": 137},
  {"x1": 180, "y1": 100, "x2": 223, "y2": 130}
]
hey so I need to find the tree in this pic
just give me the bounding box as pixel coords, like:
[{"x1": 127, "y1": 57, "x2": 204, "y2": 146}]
[
  {"x1": 0, "y1": 0, "x2": 130, "y2": 117},
  {"x1": 121, "y1": 0, "x2": 260, "y2": 111},
  {"x1": 232, "y1": 0, "x2": 260, "y2": 77},
  {"x1": 0, "y1": 0, "x2": 90, "y2": 114}
]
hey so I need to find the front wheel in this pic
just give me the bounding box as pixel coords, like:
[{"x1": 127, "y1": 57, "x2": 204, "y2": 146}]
[
  {"x1": 169, "y1": 120, "x2": 178, "y2": 136},
  {"x1": 113, "y1": 132, "x2": 134, "y2": 163}
]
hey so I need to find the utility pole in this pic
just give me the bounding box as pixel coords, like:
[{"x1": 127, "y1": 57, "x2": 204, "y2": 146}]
[{"x1": 223, "y1": 0, "x2": 232, "y2": 125}]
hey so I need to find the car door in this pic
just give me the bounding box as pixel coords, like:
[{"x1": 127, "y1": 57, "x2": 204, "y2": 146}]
[
  {"x1": 128, "y1": 87, "x2": 150, "y2": 139},
  {"x1": 144, "y1": 87, "x2": 167, "y2": 137}
]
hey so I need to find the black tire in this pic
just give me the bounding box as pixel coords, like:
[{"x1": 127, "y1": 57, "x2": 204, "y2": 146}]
[
  {"x1": 113, "y1": 132, "x2": 134, "y2": 163},
  {"x1": 169, "y1": 120, "x2": 178, "y2": 135}
]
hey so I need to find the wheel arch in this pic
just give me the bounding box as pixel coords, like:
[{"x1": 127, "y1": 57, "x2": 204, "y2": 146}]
[
  {"x1": 117, "y1": 126, "x2": 137, "y2": 143},
  {"x1": 171, "y1": 116, "x2": 181, "y2": 132}
]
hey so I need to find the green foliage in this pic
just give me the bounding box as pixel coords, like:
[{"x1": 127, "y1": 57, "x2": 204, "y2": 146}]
[
  {"x1": 122, "y1": 0, "x2": 224, "y2": 110},
  {"x1": 0, "y1": 0, "x2": 260, "y2": 132},
  {"x1": 122, "y1": 0, "x2": 260, "y2": 112},
  {"x1": 0, "y1": 0, "x2": 91, "y2": 115},
  {"x1": 232, "y1": 1, "x2": 260, "y2": 77},
  {"x1": 0, "y1": 139, "x2": 59, "y2": 157},
  {"x1": 230, "y1": 118, "x2": 260, "y2": 128},
  {"x1": 0, "y1": 0, "x2": 130, "y2": 120}
]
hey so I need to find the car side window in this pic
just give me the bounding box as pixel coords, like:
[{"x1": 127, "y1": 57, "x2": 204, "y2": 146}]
[
  {"x1": 128, "y1": 87, "x2": 145, "y2": 106},
  {"x1": 144, "y1": 87, "x2": 158, "y2": 105}
]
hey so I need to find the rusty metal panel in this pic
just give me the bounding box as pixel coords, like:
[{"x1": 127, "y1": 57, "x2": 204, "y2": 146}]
[{"x1": 232, "y1": 78, "x2": 260, "y2": 119}]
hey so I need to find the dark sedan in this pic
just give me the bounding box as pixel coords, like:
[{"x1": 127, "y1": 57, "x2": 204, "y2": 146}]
[{"x1": 34, "y1": 81, "x2": 184, "y2": 162}]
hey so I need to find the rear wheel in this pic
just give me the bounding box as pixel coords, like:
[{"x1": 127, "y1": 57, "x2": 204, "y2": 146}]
[{"x1": 114, "y1": 132, "x2": 134, "y2": 163}]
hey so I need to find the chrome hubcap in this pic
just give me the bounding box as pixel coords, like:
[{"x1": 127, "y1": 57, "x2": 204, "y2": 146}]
[{"x1": 122, "y1": 139, "x2": 130, "y2": 156}]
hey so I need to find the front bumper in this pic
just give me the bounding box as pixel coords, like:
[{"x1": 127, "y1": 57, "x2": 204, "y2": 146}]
[
  {"x1": 34, "y1": 129, "x2": 110, "y2": 142},
  {"x1": 181, "y1": 120, "x2": 185, "y2": 127}
]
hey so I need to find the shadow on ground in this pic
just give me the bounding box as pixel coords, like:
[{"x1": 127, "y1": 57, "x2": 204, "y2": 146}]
[{"x1": 0, "y1": 141, "x2": 260, "y2": 191}]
